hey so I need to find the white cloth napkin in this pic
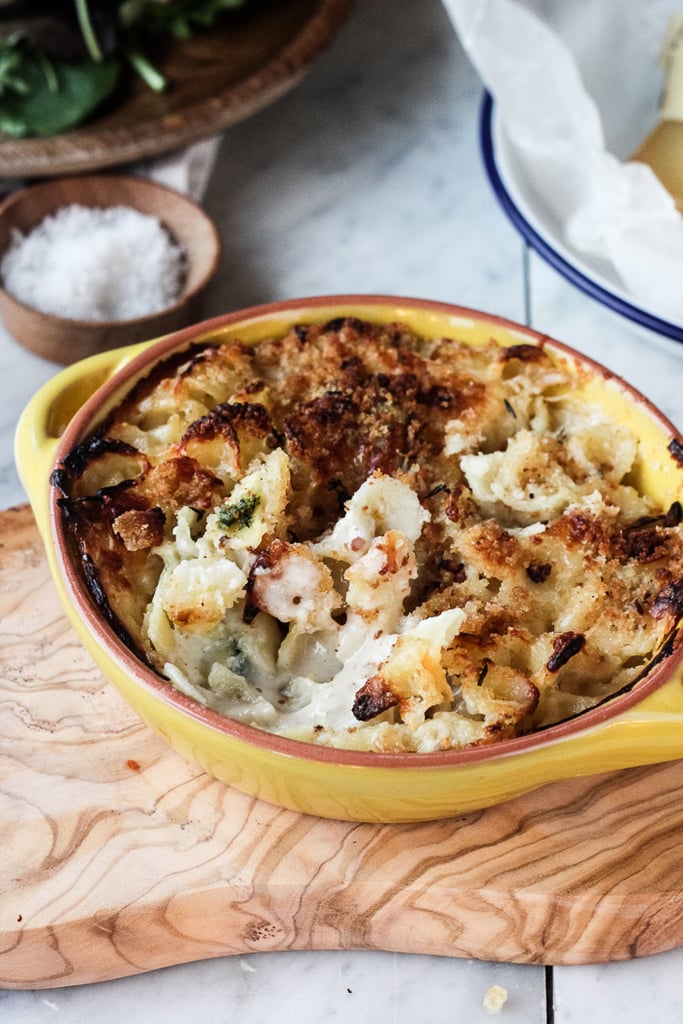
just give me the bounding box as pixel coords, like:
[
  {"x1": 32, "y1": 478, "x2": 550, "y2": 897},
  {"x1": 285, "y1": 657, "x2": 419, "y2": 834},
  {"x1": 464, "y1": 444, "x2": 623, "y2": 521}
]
[
  {"x1": 441, "y1": 0, "x2": 683, "y2": 322},
  {"x1": 133, "y1": 135, "x2": 221, "y2": 201}
]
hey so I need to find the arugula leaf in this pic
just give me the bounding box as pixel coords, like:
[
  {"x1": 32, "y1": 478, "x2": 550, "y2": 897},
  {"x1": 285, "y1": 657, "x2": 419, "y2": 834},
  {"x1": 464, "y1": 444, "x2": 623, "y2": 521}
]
[{"x1": 0, "y1": 46, "x2": 119, "y2": 137}]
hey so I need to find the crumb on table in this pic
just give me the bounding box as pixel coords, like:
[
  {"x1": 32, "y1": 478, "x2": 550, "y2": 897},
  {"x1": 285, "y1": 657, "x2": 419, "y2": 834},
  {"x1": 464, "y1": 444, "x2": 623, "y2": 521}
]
[{"x1": 483, "y1": 984, "x2": 508, "y2": 1014}]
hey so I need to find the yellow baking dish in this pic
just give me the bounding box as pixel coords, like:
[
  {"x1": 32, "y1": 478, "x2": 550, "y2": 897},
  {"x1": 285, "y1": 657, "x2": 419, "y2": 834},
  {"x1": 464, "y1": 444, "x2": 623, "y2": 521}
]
[{"x1": 15, "y1": 296, "x2": 683, "y2": 822}]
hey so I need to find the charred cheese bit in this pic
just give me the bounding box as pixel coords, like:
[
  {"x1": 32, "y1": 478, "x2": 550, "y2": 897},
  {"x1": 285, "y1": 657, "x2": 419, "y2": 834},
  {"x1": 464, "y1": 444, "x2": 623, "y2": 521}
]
[{"x1": 177, "y1": 401, "x2": 274, "y2": 486}]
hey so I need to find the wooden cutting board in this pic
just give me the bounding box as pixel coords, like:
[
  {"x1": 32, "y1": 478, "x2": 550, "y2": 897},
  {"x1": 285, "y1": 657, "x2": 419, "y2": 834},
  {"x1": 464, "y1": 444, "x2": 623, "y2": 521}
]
[{"x1": 2, "y1": 503, "x2": 683, "y2": 989}]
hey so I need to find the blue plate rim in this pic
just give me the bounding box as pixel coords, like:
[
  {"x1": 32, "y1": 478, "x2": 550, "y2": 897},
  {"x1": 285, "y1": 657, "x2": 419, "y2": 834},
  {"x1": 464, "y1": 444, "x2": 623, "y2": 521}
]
[{"x1": 479, "y1": 91, "x2": 683, "y2": 345}]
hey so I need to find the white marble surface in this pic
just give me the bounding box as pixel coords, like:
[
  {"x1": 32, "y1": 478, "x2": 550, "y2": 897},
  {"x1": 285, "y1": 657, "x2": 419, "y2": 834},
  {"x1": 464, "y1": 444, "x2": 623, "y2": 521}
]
[{"x1": 2, "y1": 0, "x2": 683, "y2": 1020}]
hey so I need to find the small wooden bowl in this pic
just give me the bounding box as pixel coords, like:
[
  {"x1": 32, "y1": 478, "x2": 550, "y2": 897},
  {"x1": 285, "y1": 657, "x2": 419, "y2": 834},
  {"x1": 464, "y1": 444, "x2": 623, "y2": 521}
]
[{"x1": 0, "y1": 175, "x2": 220, "y2": 364}]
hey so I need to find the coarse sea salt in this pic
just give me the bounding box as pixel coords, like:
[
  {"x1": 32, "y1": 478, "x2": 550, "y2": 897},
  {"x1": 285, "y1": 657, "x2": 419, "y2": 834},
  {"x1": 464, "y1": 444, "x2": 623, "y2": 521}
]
[{"x1": 1, "y1": 204, "x2": 186, "y2": 322}]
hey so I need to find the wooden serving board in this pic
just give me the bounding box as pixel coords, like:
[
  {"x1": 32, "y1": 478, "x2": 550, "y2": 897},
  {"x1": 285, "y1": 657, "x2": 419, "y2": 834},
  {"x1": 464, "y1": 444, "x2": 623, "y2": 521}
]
[{"x1": 2, "y1": 504, "x2": 683, "y2": 989}]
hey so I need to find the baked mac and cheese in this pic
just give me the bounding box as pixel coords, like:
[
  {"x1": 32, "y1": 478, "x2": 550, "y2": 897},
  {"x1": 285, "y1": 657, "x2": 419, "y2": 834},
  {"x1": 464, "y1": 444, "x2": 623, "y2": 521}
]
[{"x1": 53, "y1": 317, "x2": 683, "y2": 752}]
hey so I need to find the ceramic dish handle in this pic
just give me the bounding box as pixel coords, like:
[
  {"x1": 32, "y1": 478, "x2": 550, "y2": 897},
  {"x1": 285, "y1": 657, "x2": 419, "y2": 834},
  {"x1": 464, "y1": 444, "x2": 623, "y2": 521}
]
[
  {"x1": 622, "y1": 664, "x2": 683, "y2": 726},
  {"x1": 14, "y1": 341, "x2": 149, "y2": 541}
]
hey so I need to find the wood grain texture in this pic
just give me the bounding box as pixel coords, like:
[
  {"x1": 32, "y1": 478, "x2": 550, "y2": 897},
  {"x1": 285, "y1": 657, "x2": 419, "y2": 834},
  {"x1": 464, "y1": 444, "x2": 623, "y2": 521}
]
[
  {"x1": 1, "y1": 503, "x2": 683, "y2": 989},
  {"x1": 0, "y1": 0, "x2": 354, "y2": 178}
]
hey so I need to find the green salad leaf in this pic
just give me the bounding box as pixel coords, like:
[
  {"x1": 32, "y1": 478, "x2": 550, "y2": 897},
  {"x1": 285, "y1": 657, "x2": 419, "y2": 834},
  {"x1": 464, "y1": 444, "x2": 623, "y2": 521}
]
[
  {"x1": 0, "y1": 42, "x2": 119, "y2": 137},
  {"x1": 0, "y1": 0, "x2": 249, "y2": 138},
  {"x1": 121, "y1": 0, "x2": 248, "y2": 40}
]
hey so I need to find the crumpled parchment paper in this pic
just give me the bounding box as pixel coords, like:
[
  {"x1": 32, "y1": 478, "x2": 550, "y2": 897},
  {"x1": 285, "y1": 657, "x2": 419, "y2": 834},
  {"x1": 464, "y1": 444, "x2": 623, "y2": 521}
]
[{"x1": 441, "y1": 0, "x2": 683, "y2": 322}]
